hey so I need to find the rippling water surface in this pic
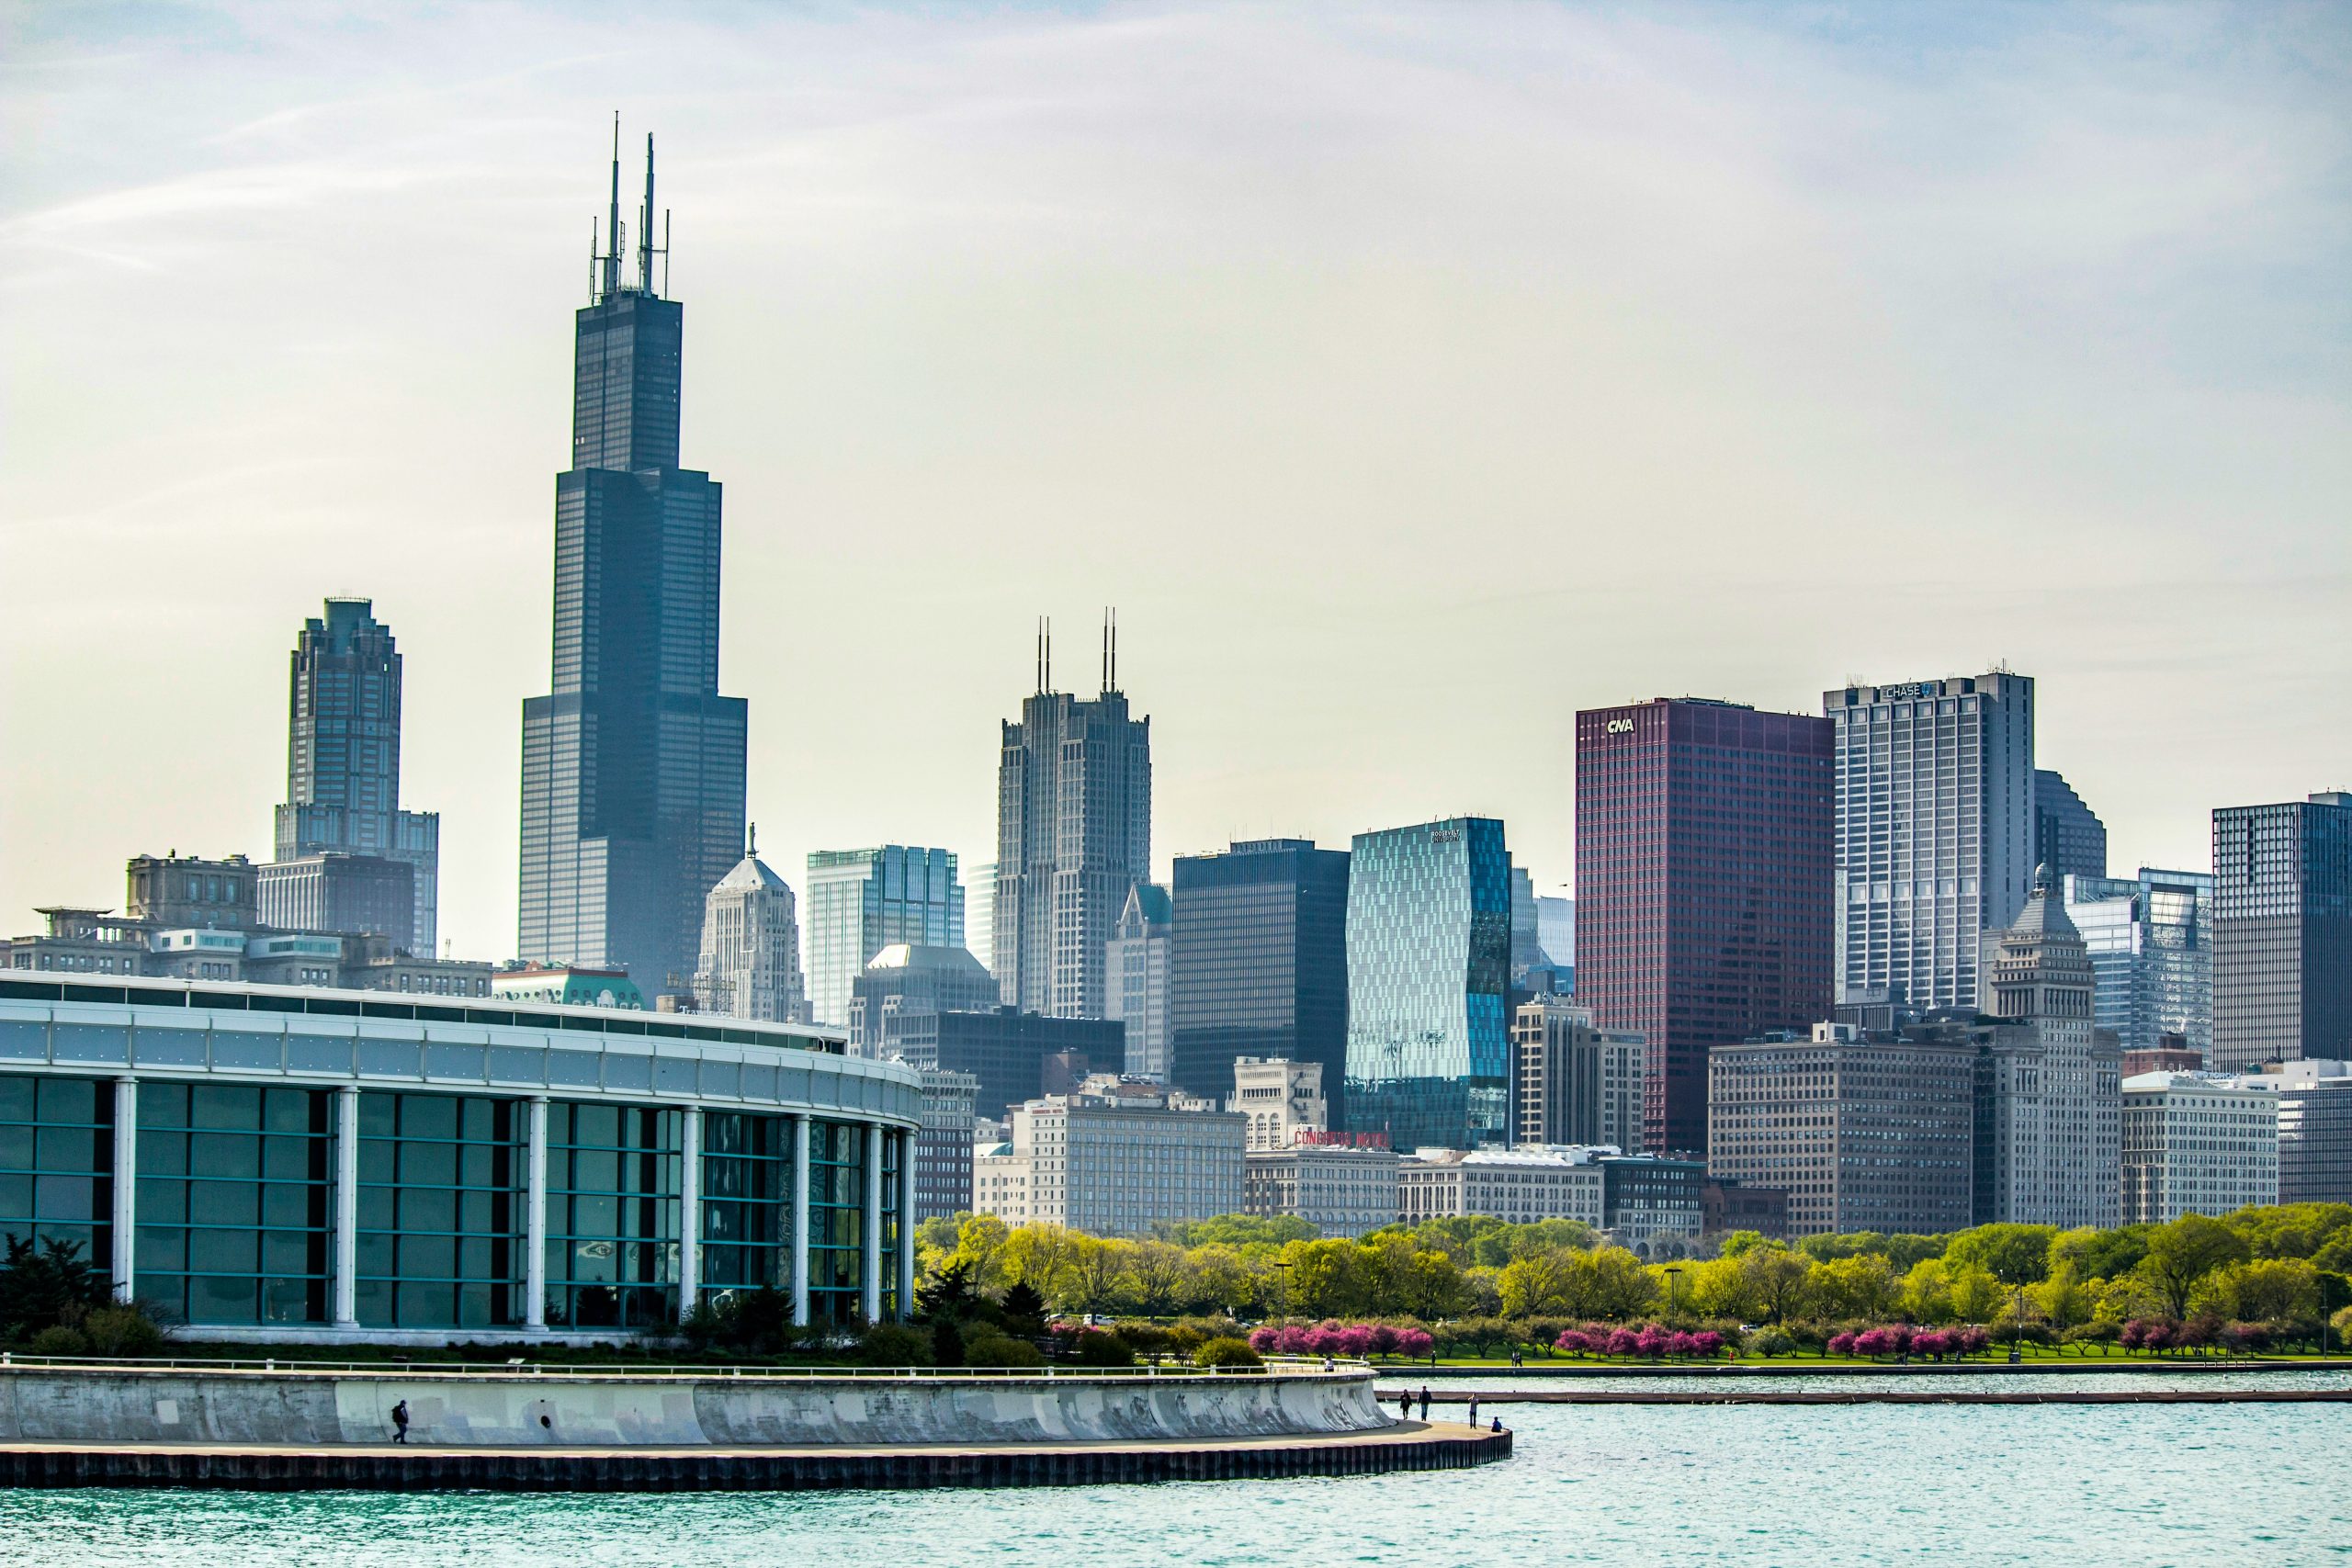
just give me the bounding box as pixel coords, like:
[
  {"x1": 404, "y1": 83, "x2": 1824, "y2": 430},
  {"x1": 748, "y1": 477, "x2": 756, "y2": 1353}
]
[{"x1": 3, "y1": 1374, "x2": 2347, "y2": 1566}]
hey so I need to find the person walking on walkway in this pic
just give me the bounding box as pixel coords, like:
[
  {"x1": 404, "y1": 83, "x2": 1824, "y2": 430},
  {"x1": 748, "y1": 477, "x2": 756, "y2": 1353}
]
[
  {"x1": 390, "y1": 1400, "x2": 411, "y2": 1445},
  {"x1": 1418, "y1": 1386, "x2": 1430, "y2": 1420},
  {"x1": 1467, "y1": 1395, "x2": 1479, "y2": 1429},
  {"x1": 1398, "y1": 1388, "x2": 1413, "y2": 1421}
]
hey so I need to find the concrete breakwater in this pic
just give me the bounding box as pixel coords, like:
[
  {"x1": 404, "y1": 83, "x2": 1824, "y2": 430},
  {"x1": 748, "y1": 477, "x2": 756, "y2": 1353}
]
[
  {"x1": 0, "y1": 1425, "x2": 1510, "y2": 1492},
  {"x1": 0, "y1": 1364, "x2": 1392, "y2": 1450},
  {"x1": 1392, "y1": 1386, "x2": 2352, "y2": 1406}
]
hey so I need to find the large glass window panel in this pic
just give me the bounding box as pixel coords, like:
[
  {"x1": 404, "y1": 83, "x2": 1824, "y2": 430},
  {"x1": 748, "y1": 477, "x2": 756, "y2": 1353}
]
[
  {"x1": 0, "y1": 1070, "x2": 117, "y2": 1273},
  {"x1": 353, "y1": 1092, "x2": 526, "y2": 1331},
  {"x1": 544, "y1": 1100, "x2": 678, "y2": 1330},
  {"x1": 133, "y1": 1083, "x2": 330, "y2": 1327}
]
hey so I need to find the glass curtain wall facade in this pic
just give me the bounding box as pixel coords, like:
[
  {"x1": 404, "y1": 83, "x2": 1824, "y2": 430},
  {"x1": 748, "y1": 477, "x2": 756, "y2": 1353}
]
[
  {"x1": 545, "y1": 1101, "x2": 681, "y2": 1329},
  {"x1": 1170, "y1": 840, "x2": 1351, "y2": 1123},
  {"x1": 699, "y1": 1111, "x2": 789, "y2": 1292},
  {"x1": 2065, "y1": 870, "x2": 2213, "y2": 1060},
  {"x1": 0, "y1": 1075, "x2": 114, "y2": 1270},
  {"x1": 1, "y1": 976, "x2": 920, "y2": 1337},
  {"x1": 807, "y1": 1121, "x2": 866, "y2": 1323},
  {"x1": 803, "y1": 848, "x2": 965, "y2": 1028},
  {"x1": 2212, "y1": 795, "x2": 2352, "y2": 1069},
  {"x1": 355, "y1": 1093, "x2": 526, "y2": 1330},
  {"x1": 1574, "y1": 699, "x2": 1835, "y2": 1157},
  {"x1": 1344, "y1": 819, "x2": 1510, "y2": 1153},
  {"x1": 1826, "y1": 672, "x2": 2036, "y2": 1011},
  {"x1": 2034, "y1": 771, "x2": 2108, "y2": 883},
  {"x1": 519, "y1": 135, "x2": 747, "y2": 1000},
  {"x1": 135, "y1": 1084, "x2": 332, "y2": 1326}
]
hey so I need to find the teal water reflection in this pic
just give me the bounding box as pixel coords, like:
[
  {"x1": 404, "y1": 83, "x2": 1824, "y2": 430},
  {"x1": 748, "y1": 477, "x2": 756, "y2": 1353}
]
[{"x1": 2, "y1": 1382, "x2": 2346, "y2": 1566}]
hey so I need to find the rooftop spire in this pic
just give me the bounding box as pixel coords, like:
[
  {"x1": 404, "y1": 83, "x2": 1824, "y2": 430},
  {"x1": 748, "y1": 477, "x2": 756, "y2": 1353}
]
[
  {"x1": 599, "y1": 113, "x2": 622, "y2": 301},
  {"x1": 638, "y1": 132, "x2": 659, "y2": 296}
]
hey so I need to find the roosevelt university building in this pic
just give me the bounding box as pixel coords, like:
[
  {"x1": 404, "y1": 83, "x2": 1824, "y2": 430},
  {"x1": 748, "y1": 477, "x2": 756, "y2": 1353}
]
[{"x1": 520, "y1": 133, "x2": 747, "y2": 1000}]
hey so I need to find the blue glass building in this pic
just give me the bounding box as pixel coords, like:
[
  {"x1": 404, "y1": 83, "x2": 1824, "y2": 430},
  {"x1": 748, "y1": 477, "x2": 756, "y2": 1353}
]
[
  {"x1": 519, "y1": 130, "x2": 747, "y2": 1001},
  {"x1": 1344, "y1": 818, "x2": 1512, "y2": 1152}
]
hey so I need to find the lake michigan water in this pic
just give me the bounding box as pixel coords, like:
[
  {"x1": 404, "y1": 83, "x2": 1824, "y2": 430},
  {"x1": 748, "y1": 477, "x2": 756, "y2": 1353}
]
[{"x1": 1, "y1": 1371, "x2": 2346, "y2": 1566}]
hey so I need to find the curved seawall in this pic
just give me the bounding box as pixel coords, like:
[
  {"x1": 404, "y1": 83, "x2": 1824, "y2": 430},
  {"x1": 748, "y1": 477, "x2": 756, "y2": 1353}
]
[{"x1": 0, "y1": 1365, "x2": 1392, "y2": 1449}]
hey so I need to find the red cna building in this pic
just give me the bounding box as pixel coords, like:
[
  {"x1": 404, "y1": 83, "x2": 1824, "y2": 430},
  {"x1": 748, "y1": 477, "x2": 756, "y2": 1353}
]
[{"x1": 1574, "y1": 698, "x2": 1835, "y2": 1157}]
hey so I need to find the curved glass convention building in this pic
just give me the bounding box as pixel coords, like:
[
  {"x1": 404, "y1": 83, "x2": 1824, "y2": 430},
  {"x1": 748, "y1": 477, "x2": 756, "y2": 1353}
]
[{"x1": 0, "y1": 976, "x2": 920, "y2": 1342}]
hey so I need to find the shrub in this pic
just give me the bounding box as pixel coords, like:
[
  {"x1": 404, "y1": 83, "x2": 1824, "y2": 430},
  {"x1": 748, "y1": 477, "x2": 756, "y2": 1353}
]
[
  {"x1": 1827, "y1": 1332, "x2": 1858, "y2": 1356},
  {"x1": 81, "y1": 1306, "x2": 164, "y2": 1359},
  {"x1": 28, "y1": 1325, "x2": 87, "y2": 1357},
  {"x1": 1747, "y1": 1328, "x2": 1795, "y2": 1358},
  {"x1": 962, "y1": 1330, "x2": 1046, "y2": 1368},
  {"x1": 931, "y1": 1316, "x2": 967, "y2": 1368},
  {"x1": 1396, "y1": 1327, "x2": 1435, "y2": 1361},
  {"x1": 857, "y1": 1322, "x2": 933, "y2": 1367},
  {"x1": 1066, "y1": 1330, "x2": 1136, "y2": 1368},
  {"x1": 1194, "y1": 1337, "x2": 1263, "y2": 1369}
]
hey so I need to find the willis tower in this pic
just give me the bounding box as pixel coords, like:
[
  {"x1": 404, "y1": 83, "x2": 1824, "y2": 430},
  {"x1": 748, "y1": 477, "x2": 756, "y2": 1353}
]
[{"x1": 519, "y1": 124, "x2": 747, "y2": 998}]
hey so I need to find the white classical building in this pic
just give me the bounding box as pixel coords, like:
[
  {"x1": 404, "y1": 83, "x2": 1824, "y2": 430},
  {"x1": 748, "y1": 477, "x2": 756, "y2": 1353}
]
[
  {"x1": 691, "y1": 837, "x2": 808, "y2": 1023},
  {"x1": 1227, "y1": 1056, "x2": 1329, "y2": 1151},
  {"x1": 1397, "y1": 1145, "x2": 1608, "y2": 1227},
  {"x1": 1977, "y1": 865, "x2": 2123, "y2": 1229},
  {"x1": 973, "y1": 1077, "x2": 1244, "y2": 1237},
  {"x1": 2121, "y1": 1071, "x2": 2280, "y2": 1224},
  {"x1": 1244, "y1": 1141, "x2": 1399, "y2": 1238}
]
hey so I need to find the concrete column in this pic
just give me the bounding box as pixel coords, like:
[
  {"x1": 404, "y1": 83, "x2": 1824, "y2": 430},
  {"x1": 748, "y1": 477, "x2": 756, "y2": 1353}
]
[
  {"x1": 332, "y1": 1085, "x2": 360, "y2": 1330},
  {"x1": 110, "y1": 1077, "x2": 137, "y2": 1304},
  {"x1": 861, "y1": 1124, "x2": 883, "y2": 1325},
  {"x1": 790, "y1": 1111, "x2": 812, "y2": 1326},
  {"x1": 896, "y1": 1129, "x2": 917, "y2": 1322},
  {"x1": 525, "y1": 1096, "x2": 548, "y2": 1331},
  {"x1": 678, "y1": 1107, "x2": 702, "y2": 1320}
]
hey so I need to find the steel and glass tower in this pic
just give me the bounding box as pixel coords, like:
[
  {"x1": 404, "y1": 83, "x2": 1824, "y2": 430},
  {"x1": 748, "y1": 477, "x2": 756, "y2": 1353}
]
[
  {"x1": 519, "y1": 126, "x2": 746, "y2": 998},
  {"x1": 803, "y1": 847, "x2": 965, "y2": 1027},
  {"x1": 1343, "y1": 817, "x2": 1512, "y2": 1153}
]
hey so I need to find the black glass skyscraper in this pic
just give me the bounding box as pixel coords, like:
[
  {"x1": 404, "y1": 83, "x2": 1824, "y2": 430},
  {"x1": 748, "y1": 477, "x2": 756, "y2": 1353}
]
[
  {"x1": 1168, "y1": 839, "x2": 1351, "y2": 1122},
  {"x1": 519, "y1": 128, "x2": 746, "y2": 998}
]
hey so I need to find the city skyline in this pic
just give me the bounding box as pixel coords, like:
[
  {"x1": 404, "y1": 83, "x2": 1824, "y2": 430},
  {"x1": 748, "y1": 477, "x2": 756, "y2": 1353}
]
[{"x1": 5, "y1": 4, "x2": 2347, "y2": 961}]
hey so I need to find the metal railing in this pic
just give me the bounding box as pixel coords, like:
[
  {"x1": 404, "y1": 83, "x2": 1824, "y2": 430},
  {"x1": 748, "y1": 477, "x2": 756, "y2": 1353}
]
[{"x1": 0, "y1": 1351, "x2": 1371, "y2": 1381}]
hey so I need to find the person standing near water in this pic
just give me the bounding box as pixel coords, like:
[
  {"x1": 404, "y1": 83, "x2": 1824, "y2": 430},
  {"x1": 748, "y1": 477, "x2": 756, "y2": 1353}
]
[
  {"x1": 1468, "y1": 1395, "x2": 1479, "y2": 1428},
  {"x1": 390, "y1": 1400, "x2": 411, "y2": 1444},
  {"x1": 1418, "y1": 1386, "x2": 1430, "y2": 1420}
]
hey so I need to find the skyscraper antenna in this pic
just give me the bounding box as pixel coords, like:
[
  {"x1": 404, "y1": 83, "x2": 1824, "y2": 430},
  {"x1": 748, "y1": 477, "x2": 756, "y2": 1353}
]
[
  {"x1": 600, "y1": 113, "x2": 623, "y2": 302},
  {"x1": 748, "y1": 822, "x2": 756, "y2": 857},
  {"x1": 1102, "y1": 606, "x2": 1117, "y2": 694},
  {"x1": 639, "y1": 132, "x2": 659, "y2": 296}
]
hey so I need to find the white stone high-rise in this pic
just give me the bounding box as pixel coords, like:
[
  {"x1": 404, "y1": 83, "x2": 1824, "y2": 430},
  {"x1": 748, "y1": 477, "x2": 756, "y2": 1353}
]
[
  {"x1": 1826, "y1": 671, "x2": 2036, "y2": 1009},
  {"x1": 1977, "y1": 863, "x2": 2122, "y2": 1228},
  {"x1": 691, "y1": 833, "x2": 808, "y2": 1023},
  {"x1": 1106, "y1": 883, "x2": 1172, "y2": 1079}
]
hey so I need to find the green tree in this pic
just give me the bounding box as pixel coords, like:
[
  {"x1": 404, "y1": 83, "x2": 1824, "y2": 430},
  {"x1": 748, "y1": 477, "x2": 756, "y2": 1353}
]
[
  {"x1": 1685, "y1": 1255, "x2": 1761, "y2": 1321},
  {"x1": 1123, "y1": 1240, "x2": 1190, "y2": 1314},
  {"x1": 951, "y1": 1213, "x2": 1011, "y2": 1292},
  {"x1": 1944, "y1": 1224, "x2": 2057, "y2": 1285},
  {"x1": 2139, "y1": 1215, "x2": 2252, "y2": 1319},
  {"x1": 1950, "y1": 1263, "x2": 2007, "y2": 1324},
  {"x1": 1899, "y1": 1258, "x2": 1956, "y2": 1324},
  {"x1": 1810, "y1": 1255, "x2": 1899, "y2": 1321},
  {"x1": 1716, "y1": 1230, "x2": 1771, "y2": 1259},
  {"x1": 1280, "y1": 1237, "x2": 1368, "y2": 1318},
  {"x1": 1160, "y1": 1214, "x2": 1318, "y2": 1249},
  {"x1": 1740, "y1": 1247, "x2": 1813, "y2": 1325},
  {"x1": 2052, "y1": 1223, "x2": 2150, "y2": 1281},
  {"x1": 1881, "y1": 1234, "x2": 1951, "y2": 1271},
  {"x1": 1000, "y1": 1223, "x2": 1082, "y2": 1299},
  {"x1": 1062, "y1": 1235, "x2": 1132, "y2": 1314},
  {"x1": 1498, "y1": 1250, "x2": 1578, "y2": 1317},
  {"x1": 2030, "y1": 1258, "x2": 2095, "y2": 1330},
  {"x1": 1398, "y1": 1247, "x2": 1471, "y2": 1320},
  {"x1": 2194, "y1": 1258, "x2": 2320, "y2": 1323}
]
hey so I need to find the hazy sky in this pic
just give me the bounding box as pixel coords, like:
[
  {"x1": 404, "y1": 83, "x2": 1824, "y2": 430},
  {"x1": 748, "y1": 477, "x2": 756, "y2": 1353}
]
[{"x1": 3, "y1": 1, "x2": 2346, "y2": 962}]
